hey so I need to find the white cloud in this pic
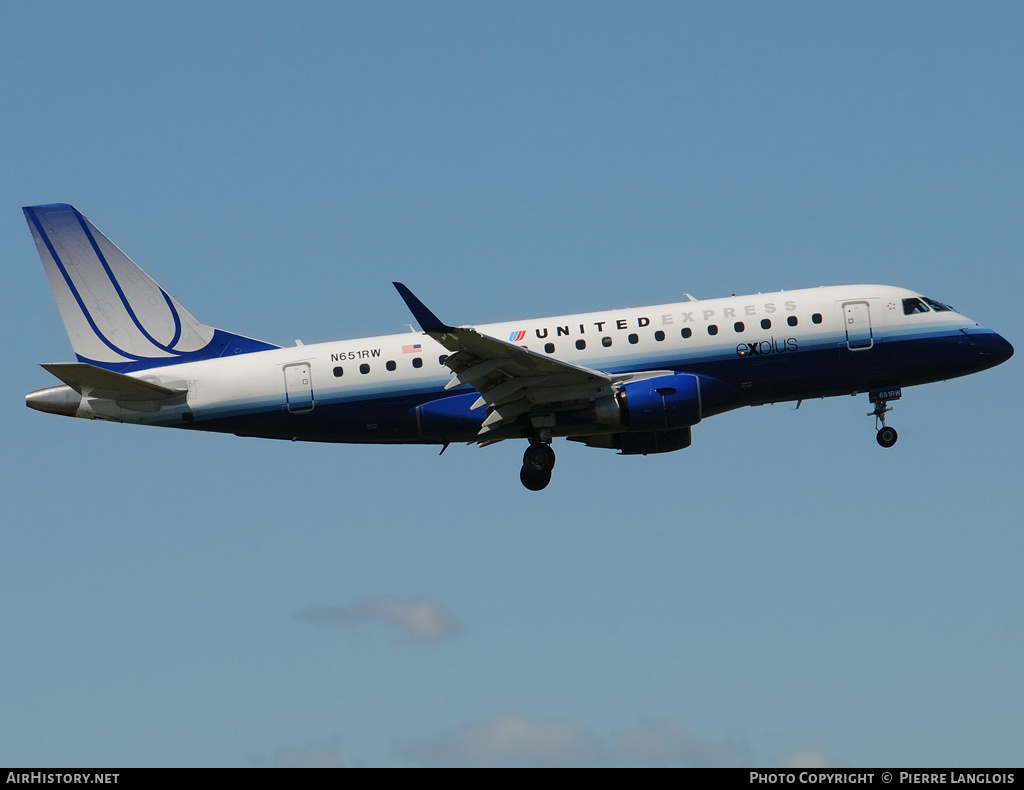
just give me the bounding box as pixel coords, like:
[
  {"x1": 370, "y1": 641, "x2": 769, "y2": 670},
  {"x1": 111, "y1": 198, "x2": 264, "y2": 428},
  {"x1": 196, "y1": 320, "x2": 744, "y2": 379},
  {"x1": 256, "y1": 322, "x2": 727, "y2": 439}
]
[
  {"x1": 780, "y1": 750, "x2": 837, "y2": 769},
  {"x1": 294, "y1": 596, "x2": 460, "y2": 643},
  {"x1": 611, "y1": 717, "x2": 750, "y2": 767},
  {"x1": 360, "y1": 597, "x2": 460, "y2": 643},
  {"x1": 398, "y1": 715, "x2": 752, "y2": 767},
  {"x1": 263, "y1": 738, "x2": 345, "y2": 768},
  {"x1": 397, "y1": 715, "x2": 601, "y2": 767}
]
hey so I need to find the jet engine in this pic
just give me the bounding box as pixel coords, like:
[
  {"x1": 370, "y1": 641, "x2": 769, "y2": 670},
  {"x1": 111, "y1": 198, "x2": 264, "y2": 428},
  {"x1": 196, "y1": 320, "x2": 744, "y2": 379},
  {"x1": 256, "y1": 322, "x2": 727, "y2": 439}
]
[{"x1": 617, "y1": 372, "x2": 702, "y2": 431}]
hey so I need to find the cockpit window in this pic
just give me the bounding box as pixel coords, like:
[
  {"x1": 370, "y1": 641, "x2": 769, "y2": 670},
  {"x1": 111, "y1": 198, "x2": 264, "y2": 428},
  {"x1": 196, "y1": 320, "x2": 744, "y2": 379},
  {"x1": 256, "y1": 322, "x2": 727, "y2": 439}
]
[
  {"x1": 903, "y1": 298, "x2": 930, "y2": 315},
  {"x1": 922, "y1": 297, "x2": 954, "y2": 312}
]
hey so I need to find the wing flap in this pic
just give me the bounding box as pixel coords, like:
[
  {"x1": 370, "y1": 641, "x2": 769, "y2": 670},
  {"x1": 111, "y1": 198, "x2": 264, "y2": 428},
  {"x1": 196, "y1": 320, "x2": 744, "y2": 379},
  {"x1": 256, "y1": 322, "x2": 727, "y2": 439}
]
[{"x1": 444, "y1": 358, "x2": 510, "y2": 390}]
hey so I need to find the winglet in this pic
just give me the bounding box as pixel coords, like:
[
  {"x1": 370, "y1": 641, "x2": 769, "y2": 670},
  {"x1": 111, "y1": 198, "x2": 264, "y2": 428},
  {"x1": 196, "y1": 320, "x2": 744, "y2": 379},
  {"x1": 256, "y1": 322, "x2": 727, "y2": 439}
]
[{"x1": 393, "y1": 282, "x2": 454, "y2": 333}]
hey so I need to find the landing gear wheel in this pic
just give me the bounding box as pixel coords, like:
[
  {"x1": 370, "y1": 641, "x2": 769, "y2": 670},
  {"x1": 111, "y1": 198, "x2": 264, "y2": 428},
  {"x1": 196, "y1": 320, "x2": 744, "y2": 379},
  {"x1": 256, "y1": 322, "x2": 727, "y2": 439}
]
[
  {"x1": 520, "y1": 466, "x2": 552, "y2": 491},
  {"x1": 876, "y1": 426, "x2": 898, "y2": 448},
  {"x1": 868, "y1": 393, "x2": 900, "y2": 449},
  {"x1": 523, "y1": 443, "x2": 556, "y2": 472}
]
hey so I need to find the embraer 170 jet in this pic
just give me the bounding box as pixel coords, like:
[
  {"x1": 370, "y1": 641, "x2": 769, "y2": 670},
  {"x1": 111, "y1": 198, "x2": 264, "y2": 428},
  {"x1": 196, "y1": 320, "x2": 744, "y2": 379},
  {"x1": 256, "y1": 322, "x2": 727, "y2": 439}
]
[{"x1": 24, "y1": 204, "x2": 1013, "y2": 490}]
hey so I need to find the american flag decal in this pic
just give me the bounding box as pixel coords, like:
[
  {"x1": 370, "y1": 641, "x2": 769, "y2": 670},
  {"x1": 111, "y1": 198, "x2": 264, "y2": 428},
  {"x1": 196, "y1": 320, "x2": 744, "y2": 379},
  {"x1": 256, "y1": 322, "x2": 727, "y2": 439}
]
[
  {"x1": 402, "y1": 344, "x2": 422, "y2": 354},
  {"x1": 509, "y1": 330, "x2": 526, "y2": 342}
]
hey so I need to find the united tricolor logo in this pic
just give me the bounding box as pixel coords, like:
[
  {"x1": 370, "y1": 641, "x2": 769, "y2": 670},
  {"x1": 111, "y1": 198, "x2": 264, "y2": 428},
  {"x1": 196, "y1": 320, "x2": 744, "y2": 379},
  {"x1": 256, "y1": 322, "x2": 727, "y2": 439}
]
[{"x1": 508, "y1": 330, "x2": 526, "y2": 342}]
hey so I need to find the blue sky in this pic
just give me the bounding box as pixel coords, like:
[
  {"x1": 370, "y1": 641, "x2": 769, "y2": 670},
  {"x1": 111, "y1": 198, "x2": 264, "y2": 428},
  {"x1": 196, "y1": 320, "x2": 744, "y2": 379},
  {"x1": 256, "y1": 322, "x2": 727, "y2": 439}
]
[{"x1": 1, "y1": 1, "x2": 1021, "y2": 767}]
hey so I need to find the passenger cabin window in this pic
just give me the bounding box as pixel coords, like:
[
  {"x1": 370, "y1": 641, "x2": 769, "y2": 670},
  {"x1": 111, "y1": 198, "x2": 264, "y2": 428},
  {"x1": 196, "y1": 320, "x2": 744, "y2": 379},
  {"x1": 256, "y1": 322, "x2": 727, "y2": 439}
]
[
  {"x1": 359, "y1": 363, "x2": 370, "y2": 374},
  {"x1": 681, "y1": 328, "x2": 692, "y2": 339},
  {"x1": 412, "y1": 357, "x2": 423, "y2": 369},
  {"x1": 654, "y1": 330, "x2": 665, "y2": 342},
  {"x1": 903, "y1": 298, "x2": 930, "y2": 315},
  {"x1": 544, "y1": 342, "x2": 555, "y2": 354},
  {"x1": 708, "y1": 325, "x2": 719, "y2": 336},
  {"x1": 628, "y1": 333, "x2": 639, "y2": 345},
  {"x1": 734, "y1": 322, "x2": 744, "y2": 333},
  {"x1": 761, "y1": 319, "x2": 771, "y2": 330},
  {"x1": 787, "y1": 316, "x2": 798, "y2": 327},
  {"x1": 333, "y1": 366, "x2": 344, "y2": 377},
  {"x1": 575, "y1": 339, "x2": 586, "y2": 350},
  {"x1": 386, "y1": 360, "x2": 396, "y2": 371},
  {"x1": 602, "y1": 336, "x2": 613, "y2": 347},
  {"x1": 812, "y1": 313, "x2": 823, "y2": 324},
  {"x1": 439, "y1": 355, "x2": 448, "y2": 365}
]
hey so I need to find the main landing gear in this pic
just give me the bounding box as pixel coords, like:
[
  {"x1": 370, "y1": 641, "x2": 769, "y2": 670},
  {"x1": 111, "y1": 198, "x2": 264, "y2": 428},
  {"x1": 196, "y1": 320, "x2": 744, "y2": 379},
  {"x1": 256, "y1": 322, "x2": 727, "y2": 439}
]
[
  {"x1": 868, "y1": 387, "x2": 901, "y2": 449},
  {"x1": 520, "y1": 441, "x2": 556, "y2": 491}
]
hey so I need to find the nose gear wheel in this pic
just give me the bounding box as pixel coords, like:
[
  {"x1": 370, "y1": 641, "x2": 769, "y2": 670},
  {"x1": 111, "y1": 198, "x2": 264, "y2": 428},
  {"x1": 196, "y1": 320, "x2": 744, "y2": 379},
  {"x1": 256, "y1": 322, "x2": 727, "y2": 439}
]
[{"x1": 869, "y1": 398, "x2": 898, "y2": 448}]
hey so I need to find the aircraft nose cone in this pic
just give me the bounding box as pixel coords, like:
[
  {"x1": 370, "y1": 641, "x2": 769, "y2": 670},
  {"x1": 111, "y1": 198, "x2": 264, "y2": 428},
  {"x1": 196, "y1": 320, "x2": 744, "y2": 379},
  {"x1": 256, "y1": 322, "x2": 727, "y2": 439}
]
[{"x1": 984, "y1": 332, "x2": 1014, "y2": 364}]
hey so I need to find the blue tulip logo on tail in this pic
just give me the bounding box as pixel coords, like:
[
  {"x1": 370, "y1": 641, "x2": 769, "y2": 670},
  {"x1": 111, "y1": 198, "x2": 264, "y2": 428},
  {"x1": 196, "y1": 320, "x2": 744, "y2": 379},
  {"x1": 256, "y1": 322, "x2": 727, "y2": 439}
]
[{"x1": 23, "y1": 204, "x2": 277, "y2": 373}]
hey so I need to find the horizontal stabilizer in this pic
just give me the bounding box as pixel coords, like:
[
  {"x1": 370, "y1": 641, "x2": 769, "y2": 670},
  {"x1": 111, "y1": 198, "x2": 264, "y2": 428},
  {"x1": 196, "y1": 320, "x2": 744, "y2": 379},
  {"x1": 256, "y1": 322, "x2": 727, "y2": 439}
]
[{"x1": 41, "y1": 362, "x2": 186, "y2": 401}]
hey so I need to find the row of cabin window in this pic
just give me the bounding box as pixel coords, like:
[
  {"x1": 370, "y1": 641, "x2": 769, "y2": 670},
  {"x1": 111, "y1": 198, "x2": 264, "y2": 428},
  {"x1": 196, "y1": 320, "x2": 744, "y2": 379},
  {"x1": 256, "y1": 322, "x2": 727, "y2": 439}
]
[
  {"x1": 334, "y1": 355, "x2": 450, "y2": 377},
  {"x1": 700, "y1": 312, "x2": 823, "y2": 337},
  {"x1": 544, "y1": 313, "x2": 823, "y2": 352},
  {"x1": 333, "y1": 313, "x2": 826, "y2": 375}
]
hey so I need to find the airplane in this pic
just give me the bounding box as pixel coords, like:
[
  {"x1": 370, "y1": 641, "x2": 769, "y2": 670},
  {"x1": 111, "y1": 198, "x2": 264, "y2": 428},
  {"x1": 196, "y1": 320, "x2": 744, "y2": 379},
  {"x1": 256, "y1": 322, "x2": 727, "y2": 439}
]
[{"x1": 24, "y1": 203, "x2": 1014, "y2": 491}]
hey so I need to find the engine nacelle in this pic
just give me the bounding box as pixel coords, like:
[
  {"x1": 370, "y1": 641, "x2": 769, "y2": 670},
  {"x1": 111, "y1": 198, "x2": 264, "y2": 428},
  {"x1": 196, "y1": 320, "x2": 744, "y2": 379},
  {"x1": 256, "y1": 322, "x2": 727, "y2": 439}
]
[
  {"x1": 572, "y1": 427, "x2": 693, "y2": 455},
  {"x1": 618, "y1": 373, "x2": 702, "y2": 432},
  {"x1": 412, "y1": 392, "x2": 483, "y2": 441}
]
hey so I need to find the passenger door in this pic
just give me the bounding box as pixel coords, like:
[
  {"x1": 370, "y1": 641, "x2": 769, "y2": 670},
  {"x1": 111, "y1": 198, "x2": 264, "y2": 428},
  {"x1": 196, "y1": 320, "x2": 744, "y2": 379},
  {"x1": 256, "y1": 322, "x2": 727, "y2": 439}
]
[{"x1": 843, "y1": 301, "x2": 873, "y2": 350}]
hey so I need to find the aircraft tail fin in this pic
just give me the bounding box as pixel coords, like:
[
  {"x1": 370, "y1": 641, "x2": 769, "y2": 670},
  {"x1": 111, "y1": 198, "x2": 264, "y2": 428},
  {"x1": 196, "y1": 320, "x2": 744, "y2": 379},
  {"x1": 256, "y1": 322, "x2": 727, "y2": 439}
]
[{"x1": 23, "y1": 203, "x2": 278, "y2": 372}]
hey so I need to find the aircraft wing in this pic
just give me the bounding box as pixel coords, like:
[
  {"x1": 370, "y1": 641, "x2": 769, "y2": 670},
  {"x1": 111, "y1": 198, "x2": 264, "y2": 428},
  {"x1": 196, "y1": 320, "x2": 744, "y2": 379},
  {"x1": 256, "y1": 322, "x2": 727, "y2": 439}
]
[{"x1": 394, "y1": 283, "x2": 670, "y2": 438}]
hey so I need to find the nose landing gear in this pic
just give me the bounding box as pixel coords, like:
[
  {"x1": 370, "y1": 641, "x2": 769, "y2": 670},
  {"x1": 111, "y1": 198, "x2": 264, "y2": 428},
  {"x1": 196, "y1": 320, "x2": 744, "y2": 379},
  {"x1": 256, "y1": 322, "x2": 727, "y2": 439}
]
[
  {"x1": 520, "y1": 441, "x2": 556, "y2": 491},
  {"x1": 868, "y1": 387, "x2": 901, "y2": 448}
]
